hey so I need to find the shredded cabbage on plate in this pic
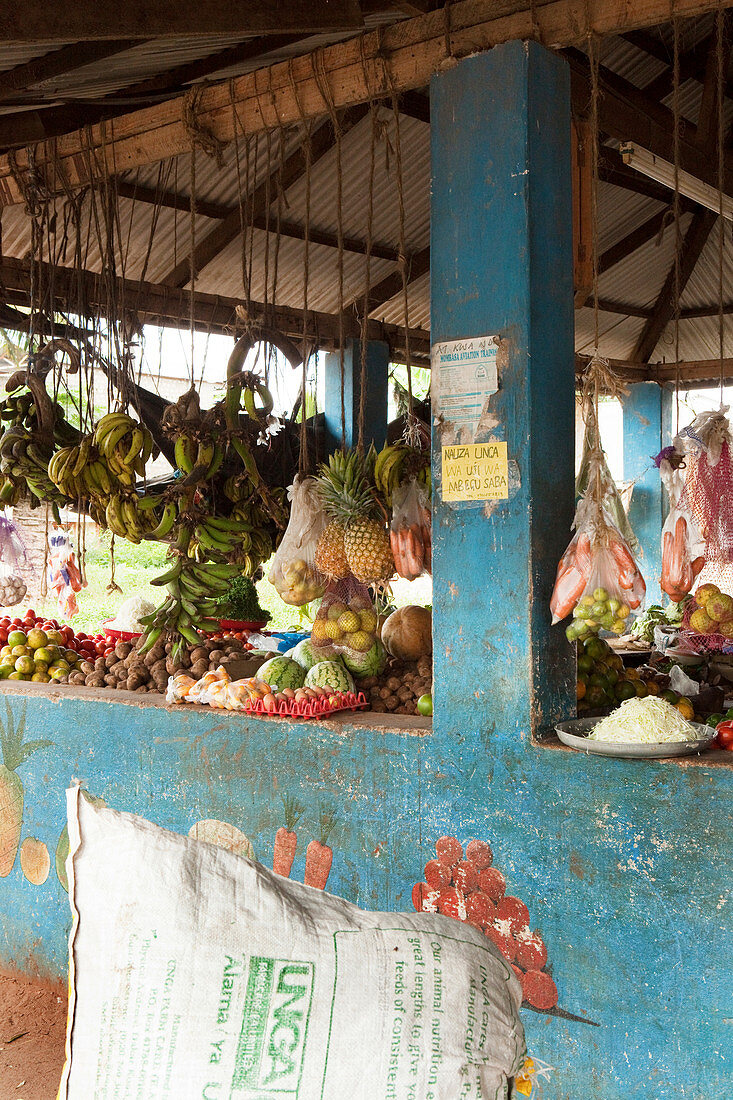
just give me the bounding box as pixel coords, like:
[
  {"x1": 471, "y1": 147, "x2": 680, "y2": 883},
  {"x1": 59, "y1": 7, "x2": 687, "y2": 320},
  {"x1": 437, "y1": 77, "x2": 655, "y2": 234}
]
[{"x1": 589, "y1": 696, "x2": 701, "y2": 744}]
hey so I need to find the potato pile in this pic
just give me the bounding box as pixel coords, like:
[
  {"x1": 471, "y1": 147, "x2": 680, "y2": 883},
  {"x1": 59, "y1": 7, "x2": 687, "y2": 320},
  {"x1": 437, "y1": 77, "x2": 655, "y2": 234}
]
[
  {"x1": 71, "y1": 634, "x2": 274, "y2": 695},
  {"x1": 361, "y1": 654, "x2": 432, "y2": 715}
]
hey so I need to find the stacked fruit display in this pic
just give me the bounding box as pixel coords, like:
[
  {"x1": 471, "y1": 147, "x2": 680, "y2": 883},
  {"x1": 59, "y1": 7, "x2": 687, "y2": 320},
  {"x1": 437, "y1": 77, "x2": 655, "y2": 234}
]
[
  {"x1": 412, "y1": 835, "x2": 559, "y2": 1012},
  {"x1": 576, "y1": 635, "x2": 700, "y2": 720},
  {"x1": 0, "y1": 621, "x2": 83, "y2": 683}
]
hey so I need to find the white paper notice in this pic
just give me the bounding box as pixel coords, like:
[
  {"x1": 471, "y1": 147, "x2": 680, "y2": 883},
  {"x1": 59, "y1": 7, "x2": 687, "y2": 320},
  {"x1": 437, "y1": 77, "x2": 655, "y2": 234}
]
[{"x1": 431, "y1": 335, "x2": 500, "y2": 444}]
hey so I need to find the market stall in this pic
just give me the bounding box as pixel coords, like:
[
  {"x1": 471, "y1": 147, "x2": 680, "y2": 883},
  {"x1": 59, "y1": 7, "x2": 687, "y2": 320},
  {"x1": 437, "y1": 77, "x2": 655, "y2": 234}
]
[{"x1": 0, "y1": 2, "x2": 731, "y2": 1098}]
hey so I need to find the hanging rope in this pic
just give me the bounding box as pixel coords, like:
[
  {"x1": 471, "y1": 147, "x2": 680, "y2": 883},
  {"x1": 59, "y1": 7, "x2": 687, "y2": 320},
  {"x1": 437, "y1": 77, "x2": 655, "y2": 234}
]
[
  {"x1": 358, "y1": 102, "x2": 378, "y2": 454},
  {"x1": 716, "y1": 5, "x2": 726, "y2": 402},
  {"x1": 313, "y1": 50, "x2": 346, "y2": 446},
  {"x1": 182, "y1": 84, "x2": 225, "y2": 168},
  {"x1": 673, "y1": 12, "x2": 682, "y2": 430}
]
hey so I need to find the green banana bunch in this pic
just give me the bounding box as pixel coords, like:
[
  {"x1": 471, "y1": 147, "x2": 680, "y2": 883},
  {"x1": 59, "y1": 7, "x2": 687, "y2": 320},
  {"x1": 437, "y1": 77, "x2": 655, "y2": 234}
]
[
  {"x1": 0, "y1": 424, "x2": 66, "y2": 505},
  {"x1": 140, "y1": 550, "x2": 237, "y2": 656},
  {"x1": 94, "y1": 411, "x2": 154, "y2": 481},
  {"x1": 373, "y1": 442, "x2": 431, "y2": 506},
  {"x1": 174, "y1": 432, "x2": 226, "y2": 482},
  {"x1": 103, "y1": 493, "x2": 173, "y2": 544}
]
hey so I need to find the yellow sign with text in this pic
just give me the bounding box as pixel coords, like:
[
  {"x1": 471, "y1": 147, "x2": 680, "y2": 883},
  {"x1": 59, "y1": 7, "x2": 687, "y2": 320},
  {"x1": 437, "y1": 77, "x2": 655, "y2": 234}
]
[{"x1": 441, "y1": 442, "x2": 509, "y2": 502}]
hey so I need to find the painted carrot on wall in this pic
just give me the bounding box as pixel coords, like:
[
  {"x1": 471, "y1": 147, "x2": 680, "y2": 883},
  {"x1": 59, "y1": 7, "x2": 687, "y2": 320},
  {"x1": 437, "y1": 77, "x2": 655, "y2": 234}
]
[
  {"x1": 304, "y1": 808, "x2": 337, "y2": 890},
  {"x1": 0, "y1": 704, "x2": 52, "y2": 877},
  {"x1": 273, "y1": 795, "x2": 304, "y2": 878}
]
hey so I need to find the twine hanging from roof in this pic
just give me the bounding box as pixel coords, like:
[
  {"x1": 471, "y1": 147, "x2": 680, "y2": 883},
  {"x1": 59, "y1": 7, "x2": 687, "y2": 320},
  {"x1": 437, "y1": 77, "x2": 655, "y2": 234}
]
[{"x1": 182, "y1": 84, "x2": 225, "y2": 168}]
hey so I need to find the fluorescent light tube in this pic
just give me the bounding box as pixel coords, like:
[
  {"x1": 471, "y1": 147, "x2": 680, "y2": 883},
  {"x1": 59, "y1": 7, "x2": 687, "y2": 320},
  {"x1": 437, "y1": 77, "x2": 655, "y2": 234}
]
[{"x1": 620, "y1": 142, "x2": 733, "y2": 221}]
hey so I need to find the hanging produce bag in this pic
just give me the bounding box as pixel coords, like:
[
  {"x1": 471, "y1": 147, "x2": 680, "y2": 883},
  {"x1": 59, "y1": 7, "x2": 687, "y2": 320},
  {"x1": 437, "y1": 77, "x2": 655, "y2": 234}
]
[
  {"x1": 310, "y1": 577, "x2": 386, "y2": 678},
  {"x1": 575, "y1": 417, "x2": 638, "y2": 552},
  {"x1": 659, "y1": 454, "x2": 705, "y2": 602},
  {"x1": 390, "y1": 479, "x2": 431, "y2": 580},
  {"x1": 0, "y1": 512, "x2": 30, "y2": 606},
  {"x1": 551, "y1": 495, "x2": 646, "y2": 640},
  {"x1": 677, "y1": 408, "x2": 733, "y2": 567},
  {"x1": 47, "y1": 531, "x2": 84, "y2": 619},
  {"x1": 268, "y1": 475, "x2": 328, "y2": 605}
]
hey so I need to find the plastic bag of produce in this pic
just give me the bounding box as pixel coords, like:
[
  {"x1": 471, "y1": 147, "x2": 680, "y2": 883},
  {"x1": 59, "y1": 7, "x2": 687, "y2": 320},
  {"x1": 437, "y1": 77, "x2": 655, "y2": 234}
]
[
  {"x1": 576, "y1": 422, "x2": 638, "y2": 551},
  {"x1": 59, "y1": 787, "x2": 526, "y2": 1099},
  {"x1": 268, "y1": 475, "x2": 328, "y2": 605},
  {"x1": 310, "y1": 578, "x2": 386, "y2": 677},
  {"x1": 659, "y1": 455, "x2": 705, "y2": 602},
  {"x1": 165, "y1": 673, "x2": 196, "y2": 704},
  {"x1": 551, "y1": 495, "x2": 645, "y2": 638},
  {"x1": 0, "y1": 512, "x2": 29, "y2": 606},
  {"x1": 47, "y1": 530, "x2": 84, "y2": 619},
  {"x1": 390, "y1": 479, "x2": 431, "y2": 580}
]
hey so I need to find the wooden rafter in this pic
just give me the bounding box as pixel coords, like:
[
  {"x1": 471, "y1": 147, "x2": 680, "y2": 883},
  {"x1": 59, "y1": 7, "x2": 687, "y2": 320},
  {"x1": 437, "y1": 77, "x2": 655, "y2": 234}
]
[
  {"x1": 0, "y1": 256, "x2": 430, "y2": 361},
  {"x1": 632, "y1": 209, "x2": 717, "y2": 362},
  {"x1": 2, "y1": 0, "x2": 733, "y2": 204},
  {"x1": 576, "y1": 353, "x2": 733, "y2": 386},
  {"x1": 0, "y1": 41, "x2": 142, "y2": 101},
  {"x1": 346, "y1": 245, "x2": 431, "y2": 317},
  {"x1": 695, "y1": 12, "x2": 733, "y2": 150},
  {"x1": 567, "y1": 49, "x2": 733, "y2": 194},
  {"x1": 162, "y1": 105, "x2": 369, "y2": 289},
  {"x1": 598, "y1": 203, "x2": 690, "y2": 274},
  {"x1": 2, "y1": 1, "x2": 364, "y2": 42},
  {"x1": 116, "y1": 172, "x2": 403, "y2": 263}
]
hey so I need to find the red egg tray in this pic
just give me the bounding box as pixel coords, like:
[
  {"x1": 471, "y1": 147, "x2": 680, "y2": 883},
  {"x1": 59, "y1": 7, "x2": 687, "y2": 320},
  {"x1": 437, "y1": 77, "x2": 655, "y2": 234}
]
[{"x1": 244, "y1": 690, "x2": 368, "y2": 719}]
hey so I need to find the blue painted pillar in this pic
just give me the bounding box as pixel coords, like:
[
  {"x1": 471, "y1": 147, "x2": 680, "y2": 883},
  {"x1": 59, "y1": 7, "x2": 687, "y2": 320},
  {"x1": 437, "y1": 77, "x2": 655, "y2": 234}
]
[
  {"x1": 430, "y1": 41, "x2": 576, "y2": 740},
  {"x1": 324, "y1": 337, "x2": 389, "y2": 452},
  {"x1": 622, "y1": 382, "x2": 673, "y2": 605}
]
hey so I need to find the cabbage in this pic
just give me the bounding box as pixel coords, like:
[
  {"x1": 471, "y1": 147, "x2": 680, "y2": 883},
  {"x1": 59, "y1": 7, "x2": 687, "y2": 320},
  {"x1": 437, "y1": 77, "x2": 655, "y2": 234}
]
[
  {"x1": 108, "y1": 596, "x2": 155, "y2": 632},
  {"x1": 589, "y1": 696, "x2": 699, "y2": 744}
]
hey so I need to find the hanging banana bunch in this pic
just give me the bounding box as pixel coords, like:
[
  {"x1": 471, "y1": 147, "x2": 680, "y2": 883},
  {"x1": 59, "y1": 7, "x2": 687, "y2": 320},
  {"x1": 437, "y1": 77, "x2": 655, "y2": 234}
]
[{"x1": 373, "y1": 441, "x2": 431, "y2": 507}]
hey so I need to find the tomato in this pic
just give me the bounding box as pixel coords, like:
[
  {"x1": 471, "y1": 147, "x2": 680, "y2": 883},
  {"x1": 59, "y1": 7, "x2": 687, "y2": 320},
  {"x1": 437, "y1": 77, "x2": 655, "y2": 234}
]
[
  {"x1": 25, "y1": 609, "x2": 36, "y2": 619},
  {"x1": 714, "y1": 720, "x2": 733, "y2": 750},
  {"x1": 104, "y1": 646, "x2": 115, "y2": 658}
]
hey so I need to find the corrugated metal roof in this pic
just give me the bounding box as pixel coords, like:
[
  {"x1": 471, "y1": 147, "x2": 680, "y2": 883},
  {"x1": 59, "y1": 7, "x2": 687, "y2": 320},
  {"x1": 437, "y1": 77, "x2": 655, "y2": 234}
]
[{"x1": 0, "y1": 12, "x2": 731, "y2": 372}]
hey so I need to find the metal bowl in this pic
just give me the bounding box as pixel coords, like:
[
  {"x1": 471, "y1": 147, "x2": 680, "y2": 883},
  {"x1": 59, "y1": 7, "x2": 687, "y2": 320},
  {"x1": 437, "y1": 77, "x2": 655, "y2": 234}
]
[{"x1": 555, "y1": 717, "x2": 716, "y2": 759}]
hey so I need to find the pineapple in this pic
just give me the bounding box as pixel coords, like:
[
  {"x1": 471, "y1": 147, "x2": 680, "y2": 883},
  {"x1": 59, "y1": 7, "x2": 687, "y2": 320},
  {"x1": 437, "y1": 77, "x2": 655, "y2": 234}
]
[
  {"x1": 314, "y1": 520, "x2": 349, "y2": 580},
  {"x1": 315, "y1": 450, "x2": 395, "y2": 584}
]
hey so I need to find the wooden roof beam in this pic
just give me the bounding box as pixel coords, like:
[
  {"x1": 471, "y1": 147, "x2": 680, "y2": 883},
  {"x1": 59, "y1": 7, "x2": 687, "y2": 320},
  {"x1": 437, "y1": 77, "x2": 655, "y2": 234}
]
[
  {"x1": 567, "y1": 48, "x2": 733, "y2": 194},
  {"x1": 161, "y1": 105, "x2": 369, "y2": 289},
  {"x1": 0, "y1": 255, "x2": 431, "y2": 359},
  {"x1": 3, "y1": 0, "x2": 733, "y2": 203},
  {"x1": 3, "y1": 1, "x2": 364, "y2": 42},
  {"x1": 115, "y1": 175, "x2": 403, "y2": 262},
  {"x1": 598, "y1": 201, "x2": 692, "y2": 274},
  {"x1": 0, "y1": 40, "x2": 142, "y2": 101},
  {"x1": 631, "y1": 208, "x2": 717, "y2": 362}
]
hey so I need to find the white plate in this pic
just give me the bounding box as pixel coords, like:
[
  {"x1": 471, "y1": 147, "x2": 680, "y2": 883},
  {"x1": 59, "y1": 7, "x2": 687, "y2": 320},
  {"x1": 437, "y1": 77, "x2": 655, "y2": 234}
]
[{"x1": 555, "y1": 718, "x2": 716, "y2": 759}]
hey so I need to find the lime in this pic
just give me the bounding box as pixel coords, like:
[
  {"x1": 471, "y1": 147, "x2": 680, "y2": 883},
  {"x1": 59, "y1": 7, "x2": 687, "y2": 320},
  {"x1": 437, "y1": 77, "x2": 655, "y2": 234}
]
[
  {"x1": 574, "y1": 605, "x2": 590, "y2": 620},
  {"x1": 615, "y1": 680, "x2": 636, "y2": 701},
  {"x1": 585, "y1": 685, "x2": 606, "y2": 706},
  {"x1": 661, "y1": 689, "x2": 680, "y2": 704},
  {"x1": 0, "y1": 662, "x2": 15, "y2": 679},
  {"x1": 634, "y1": 681, "x2": 648, "y2": 698},
  {"x1": 14, "y1": 655, "x2": 34, "y2": 675},
  {"x1": 577, "y1": 654, "x2": 594, "y2": 674},
  {"x1": 7, "y1": 630, "x2": 26, "y2": 648},
  {"x1": 593, "y1": 587, "x2": 609, "y2": 602},
  {"x1": 618, "y1": 604, "x2": 630, "y2": 619},
  {"x1": 580, "y1": 595, "x2": 596, "y2": 608},
  {"x1": 591, "y1": 602, "x2": 607, "y2": 619},
  {"x1": 608, "y1": 598, "x2": 621, "y2": 613},
  {"x1": 417, "y1": 694, "x2": 433, "y2": 717},
  {"x1": 605, "y1": 667, "x2": 619, "y2": 685}
]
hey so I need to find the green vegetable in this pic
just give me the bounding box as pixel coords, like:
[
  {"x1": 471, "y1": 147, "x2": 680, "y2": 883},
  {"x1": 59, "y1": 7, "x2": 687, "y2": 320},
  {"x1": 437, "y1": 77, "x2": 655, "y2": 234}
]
[
  {"x1": 216, "y1": 576, "x2": 270, "y2": 623},
  {"x1": 630, "y1": 603, "x2": 684, "y2": 645}
]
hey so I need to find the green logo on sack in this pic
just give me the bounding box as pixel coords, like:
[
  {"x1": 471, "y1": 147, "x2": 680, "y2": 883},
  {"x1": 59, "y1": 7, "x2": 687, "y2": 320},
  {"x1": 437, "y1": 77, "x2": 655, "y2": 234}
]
[{"x1": 231, "y1": 957, "x2": 314, "y2": 1097}]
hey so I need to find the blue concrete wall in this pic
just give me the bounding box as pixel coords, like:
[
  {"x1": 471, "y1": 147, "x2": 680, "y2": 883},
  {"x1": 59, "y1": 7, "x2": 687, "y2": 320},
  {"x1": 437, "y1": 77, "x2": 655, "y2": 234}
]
[
  {"x1": 0, "y1": 688, "x2": 730, "y2": 1098},
  {"x1": 623, "y1": 383, "x2": 674, "y2": 605}
]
